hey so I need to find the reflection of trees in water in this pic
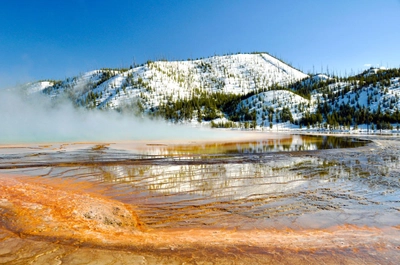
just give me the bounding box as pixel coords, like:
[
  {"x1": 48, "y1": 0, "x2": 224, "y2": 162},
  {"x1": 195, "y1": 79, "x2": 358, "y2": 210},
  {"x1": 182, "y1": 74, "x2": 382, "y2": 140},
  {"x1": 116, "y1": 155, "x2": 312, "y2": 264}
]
[
  {"x1": 303, "y1": 136, "x2": 367, "y2": 150},
  {"x1": 16, "y1": 138, "x2": 397, "y2": 231},
  {"x1": 235, "y1": 138, "x2": 295, "y2": 153},
  {"x1": 234, "y1": 136, "x2": 366, "y2": 154},
  {"x1": 94, "y1": 161, "x2": 307, "y2": 198},
  {"x1": 137, "y1": 136, "x2": 367, "y2": 156}
]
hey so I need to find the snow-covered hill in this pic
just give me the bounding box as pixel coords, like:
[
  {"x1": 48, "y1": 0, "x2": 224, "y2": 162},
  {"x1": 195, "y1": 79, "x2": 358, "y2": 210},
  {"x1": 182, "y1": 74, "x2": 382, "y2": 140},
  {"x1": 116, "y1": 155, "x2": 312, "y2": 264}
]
[
  {"x1": 20, "y1": 53, "x2": 400, "y2": 132},
  {"x1": 237, "y1": 90, "x2": 314, "y2": 126},
  {"x1": 26, "y1": 53, "x2": 307, "y2": 109}
]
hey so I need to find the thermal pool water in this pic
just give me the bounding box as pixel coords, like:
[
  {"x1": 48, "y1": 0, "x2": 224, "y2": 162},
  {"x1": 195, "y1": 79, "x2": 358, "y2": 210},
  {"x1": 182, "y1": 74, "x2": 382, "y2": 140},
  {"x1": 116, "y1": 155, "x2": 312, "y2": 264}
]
[{"x1": 0, "y1": 133, "x2": 399, "y2": 264}]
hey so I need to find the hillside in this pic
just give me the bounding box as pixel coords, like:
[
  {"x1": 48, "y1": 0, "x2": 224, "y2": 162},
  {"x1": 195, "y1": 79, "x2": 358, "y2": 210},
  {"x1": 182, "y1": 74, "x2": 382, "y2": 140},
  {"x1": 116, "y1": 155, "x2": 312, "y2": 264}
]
[{"x1": 21, "y1": 53, "x2": 400, "y2": 132}]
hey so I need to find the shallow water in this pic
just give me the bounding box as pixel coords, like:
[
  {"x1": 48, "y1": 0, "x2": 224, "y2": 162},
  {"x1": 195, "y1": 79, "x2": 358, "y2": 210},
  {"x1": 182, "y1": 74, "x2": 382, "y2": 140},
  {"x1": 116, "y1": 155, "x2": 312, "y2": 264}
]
[{"x1": 0, "y1": 133, "x2": 399, "y2": 264}]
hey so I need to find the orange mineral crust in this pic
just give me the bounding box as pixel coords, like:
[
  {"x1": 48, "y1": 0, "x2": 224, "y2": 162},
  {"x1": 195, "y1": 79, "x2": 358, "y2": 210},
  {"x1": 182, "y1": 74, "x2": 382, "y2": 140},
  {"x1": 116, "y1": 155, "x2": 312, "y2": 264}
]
[
  {"x1": 0, "y1": 175, "x2": 145, "y2": 242},
  {"x1": 1, "y1": 174, "x2": 399, "y2": 264}
]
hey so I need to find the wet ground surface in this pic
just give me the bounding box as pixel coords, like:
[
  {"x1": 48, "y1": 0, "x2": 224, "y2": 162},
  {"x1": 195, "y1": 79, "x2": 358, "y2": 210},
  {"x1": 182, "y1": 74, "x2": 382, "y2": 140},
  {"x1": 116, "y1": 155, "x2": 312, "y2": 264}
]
[{"x1": 0, "y1": 133, "x2": 399, "y2": 264}]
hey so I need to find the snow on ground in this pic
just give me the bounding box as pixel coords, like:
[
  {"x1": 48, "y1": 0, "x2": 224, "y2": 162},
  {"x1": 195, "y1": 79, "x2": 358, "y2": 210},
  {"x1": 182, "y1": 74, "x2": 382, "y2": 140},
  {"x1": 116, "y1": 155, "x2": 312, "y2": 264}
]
[
  {"x1": 35, "y1": 53, "x2": 308, "y2": 111},
  {"x1": 22, "y1": 81, "x2": 54, "y2": 94},
  {"x1": 327, "y1": 77, "x2": 400, "y2": 114},
  {"x1": 17, "y1": 53, "x2": 400, "y2": 133},
  {"x1": 238, "y1": 90, "x2": 313, "y2": 125}
]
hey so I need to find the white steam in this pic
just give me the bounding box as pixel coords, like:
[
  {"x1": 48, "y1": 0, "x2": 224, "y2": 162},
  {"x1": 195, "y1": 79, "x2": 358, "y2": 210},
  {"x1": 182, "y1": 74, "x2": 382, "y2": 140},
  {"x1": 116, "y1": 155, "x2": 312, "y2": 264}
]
[{"x1": 0, "y1": 89, "x2": 231, "y2": 143}]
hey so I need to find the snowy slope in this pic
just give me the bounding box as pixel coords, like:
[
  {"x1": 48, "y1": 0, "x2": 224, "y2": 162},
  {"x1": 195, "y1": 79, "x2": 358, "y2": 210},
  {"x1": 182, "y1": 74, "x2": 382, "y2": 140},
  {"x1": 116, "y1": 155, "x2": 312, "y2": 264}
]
[
  {"x1": 20, "y1": 53, "x2": 400, "y2": 130},
  {"x1": 322, "y1": 76, "x2": 400, "y2": 114},
  {"x1": 21, "y1": 81, "x2": 54, "y2": 94},
  {"x1": 238, "y1": 90, "x2": 314, "y2": 125},
  {"x1": 26, "y1": 53, "x2": 308, "y2": 110}
]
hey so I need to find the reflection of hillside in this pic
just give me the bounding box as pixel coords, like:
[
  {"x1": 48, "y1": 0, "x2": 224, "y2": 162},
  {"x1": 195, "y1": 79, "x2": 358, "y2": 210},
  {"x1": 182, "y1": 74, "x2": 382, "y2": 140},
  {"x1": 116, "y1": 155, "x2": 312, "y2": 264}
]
[
  {"x1": 99, "y1": 161, "x2": 308, "y2": 200},
  {"x1": 132, "y1": 135, "x2": 365, "y2": 156}
]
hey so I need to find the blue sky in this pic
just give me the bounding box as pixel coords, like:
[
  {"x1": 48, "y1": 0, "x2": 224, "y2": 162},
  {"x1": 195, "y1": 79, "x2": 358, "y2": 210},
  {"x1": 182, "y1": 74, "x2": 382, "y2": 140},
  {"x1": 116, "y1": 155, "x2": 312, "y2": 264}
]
[{"x1": 1, "y1": 0, "x2": 400, "y2": 88}]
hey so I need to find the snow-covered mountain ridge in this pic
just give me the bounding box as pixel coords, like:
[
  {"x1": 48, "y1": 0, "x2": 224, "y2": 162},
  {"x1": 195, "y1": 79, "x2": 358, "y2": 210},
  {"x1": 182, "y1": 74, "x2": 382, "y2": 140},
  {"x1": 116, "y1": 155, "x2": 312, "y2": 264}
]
[
  {"x1": 30, "y1": 53, "x2": 306, "y2": 107},
  {"x1": 21, "y1": 53, "x2": 400, "y2": 131}
]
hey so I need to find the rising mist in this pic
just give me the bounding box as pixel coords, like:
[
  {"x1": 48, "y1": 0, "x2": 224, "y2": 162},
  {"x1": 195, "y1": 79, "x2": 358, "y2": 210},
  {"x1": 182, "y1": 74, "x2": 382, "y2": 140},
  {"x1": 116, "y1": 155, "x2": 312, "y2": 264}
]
[{"x1": 0, "y1": 88, "x2": 232, "y2": 143}]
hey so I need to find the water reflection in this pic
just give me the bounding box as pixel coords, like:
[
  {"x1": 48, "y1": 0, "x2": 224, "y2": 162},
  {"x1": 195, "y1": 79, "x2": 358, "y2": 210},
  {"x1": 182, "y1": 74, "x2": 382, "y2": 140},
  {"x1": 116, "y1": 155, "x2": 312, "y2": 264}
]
[
  {"x1": 138, "y1": 135, "x2": 368, "y2": 156},
  {"x1": 78, "y1": 152, "x2": 397, "y2": 229},
  {"x1": 2, "y1": 135, "x2": 400, "y2": 265},
  {"x1": 2, "y1": 134, "x2": 399, "y2": 230},
  {"x1": 97, "y1": 162, "x2": 307, "y2": 198}
]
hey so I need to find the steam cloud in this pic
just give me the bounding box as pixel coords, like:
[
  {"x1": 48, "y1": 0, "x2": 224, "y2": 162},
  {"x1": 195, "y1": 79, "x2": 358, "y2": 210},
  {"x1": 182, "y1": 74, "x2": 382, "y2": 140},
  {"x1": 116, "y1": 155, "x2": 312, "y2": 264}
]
[{"x1": 0, "y1": 89, "x2": 232, "y2": 143}]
